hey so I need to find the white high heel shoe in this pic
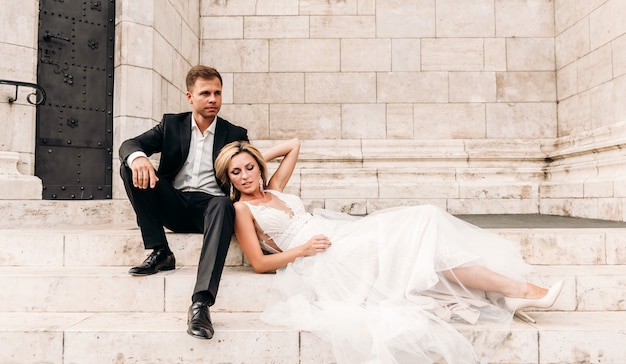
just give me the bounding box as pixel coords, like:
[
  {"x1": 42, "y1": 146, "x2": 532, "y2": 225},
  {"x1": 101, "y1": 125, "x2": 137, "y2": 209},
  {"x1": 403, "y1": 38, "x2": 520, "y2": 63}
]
[{"x1": 504, "y1": 280, "x2": 563, "y2": 323}]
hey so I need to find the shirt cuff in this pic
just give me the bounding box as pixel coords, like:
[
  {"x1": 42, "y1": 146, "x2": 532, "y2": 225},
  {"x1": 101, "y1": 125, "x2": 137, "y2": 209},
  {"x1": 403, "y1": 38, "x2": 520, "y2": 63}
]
[{"x1": 126, "y1": 151, "x2": 148, "y2": 167}]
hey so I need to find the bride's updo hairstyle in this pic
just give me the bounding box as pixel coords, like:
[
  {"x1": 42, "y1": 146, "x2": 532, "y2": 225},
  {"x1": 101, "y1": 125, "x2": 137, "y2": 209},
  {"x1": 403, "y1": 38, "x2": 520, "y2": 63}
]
[{"x1": 215, "y1": 141, "x2": 269, "y2": 201}]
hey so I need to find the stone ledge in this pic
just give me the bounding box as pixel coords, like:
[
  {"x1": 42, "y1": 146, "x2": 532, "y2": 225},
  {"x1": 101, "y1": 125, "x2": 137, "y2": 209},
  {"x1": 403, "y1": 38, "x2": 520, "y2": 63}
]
[
  {"x1": 2, "y1": 219, "x2": 626, "y2": 267},
  {"x1": 0, "y1": 265, "x2": 624, "y2": 313},
  {"x1": 1, "y1": 311, "x2": 625, "y2": 364}
]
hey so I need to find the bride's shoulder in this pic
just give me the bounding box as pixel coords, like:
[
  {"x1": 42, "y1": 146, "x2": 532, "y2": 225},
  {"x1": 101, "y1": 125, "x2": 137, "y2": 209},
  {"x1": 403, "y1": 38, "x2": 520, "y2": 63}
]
[{"x1": 234, "y1": 200, "x2": 252, "y2": 214}]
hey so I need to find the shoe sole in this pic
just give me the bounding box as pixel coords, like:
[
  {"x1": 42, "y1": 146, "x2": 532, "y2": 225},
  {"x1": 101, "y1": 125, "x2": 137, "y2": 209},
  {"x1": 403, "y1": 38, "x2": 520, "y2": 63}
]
[
  {"x1": 128, "y1": 265, "x2": 176, "y2": 276},
  {"x1": 186, "y1": 328, "x2": 213, "y2": 340}
]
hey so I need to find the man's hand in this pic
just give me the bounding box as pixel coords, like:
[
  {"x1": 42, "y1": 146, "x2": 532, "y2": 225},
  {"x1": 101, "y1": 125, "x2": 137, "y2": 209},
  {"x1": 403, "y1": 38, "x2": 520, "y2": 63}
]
[{"x1": 131, "y1": 156, "x2": 159, "y2": 189}]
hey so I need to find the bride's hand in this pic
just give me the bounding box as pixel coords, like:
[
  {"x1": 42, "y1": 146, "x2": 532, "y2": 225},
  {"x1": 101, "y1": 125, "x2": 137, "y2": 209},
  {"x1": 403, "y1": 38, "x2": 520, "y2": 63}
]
[{"x1": 302, "y1": 234, "x2": 332, "y2": 256}]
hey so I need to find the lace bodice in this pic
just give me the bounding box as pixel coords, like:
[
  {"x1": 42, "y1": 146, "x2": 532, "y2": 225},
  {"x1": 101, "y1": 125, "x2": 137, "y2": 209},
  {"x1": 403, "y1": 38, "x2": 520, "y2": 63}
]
[{"x1": 243, "y1": 190, "x2": 313, "y2": 251}]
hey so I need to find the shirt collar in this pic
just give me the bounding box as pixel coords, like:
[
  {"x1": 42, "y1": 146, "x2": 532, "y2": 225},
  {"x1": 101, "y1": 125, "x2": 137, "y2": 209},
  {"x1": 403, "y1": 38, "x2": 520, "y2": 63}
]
[{"x1": 191, "y1": 115, "x2": 217, "y2": 135}]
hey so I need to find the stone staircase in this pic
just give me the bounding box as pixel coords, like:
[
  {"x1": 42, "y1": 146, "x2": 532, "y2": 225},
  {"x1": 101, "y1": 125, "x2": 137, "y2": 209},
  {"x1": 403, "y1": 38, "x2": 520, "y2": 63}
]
[{"x1": 1, "y1": 201, "x2": 626, "y2": 363}]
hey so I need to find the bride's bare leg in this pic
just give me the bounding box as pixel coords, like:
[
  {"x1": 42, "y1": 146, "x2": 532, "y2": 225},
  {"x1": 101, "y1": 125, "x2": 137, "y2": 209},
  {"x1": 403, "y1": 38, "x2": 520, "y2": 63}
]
[{"x1": 442, "y1": 266, "x2": 547, "y2": 299}]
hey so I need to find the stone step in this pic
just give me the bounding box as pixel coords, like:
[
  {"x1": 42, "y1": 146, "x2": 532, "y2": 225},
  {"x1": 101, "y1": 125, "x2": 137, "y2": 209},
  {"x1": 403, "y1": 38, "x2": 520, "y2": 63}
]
[
  {"x1": 2, "y1": 218, "x2": 625, "y2": 363},
  {"x1": 0, "y1": 200, "x2": 136, "y2": 229},
  {"x1": 0, "y1": 264, "x2": 624, "y2": 313},
  {"x1": 0, "y1": 266, "x2": 268, "y2": 313},
  {"x1": 1, "y1": 311, "x2": 625, "y2": 364},
  {"x1": 0, "y1": 225, "x2": 246, "y2": 268},
  {"x1": 2, "y1": 224, "x2": 625, "y2": 267}
]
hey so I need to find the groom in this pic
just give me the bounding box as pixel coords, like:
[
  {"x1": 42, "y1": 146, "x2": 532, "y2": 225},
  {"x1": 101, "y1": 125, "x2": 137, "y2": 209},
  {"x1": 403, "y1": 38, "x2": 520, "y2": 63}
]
[{"x1": 119, "y1": 65, "x2": 248, "y2": 339}]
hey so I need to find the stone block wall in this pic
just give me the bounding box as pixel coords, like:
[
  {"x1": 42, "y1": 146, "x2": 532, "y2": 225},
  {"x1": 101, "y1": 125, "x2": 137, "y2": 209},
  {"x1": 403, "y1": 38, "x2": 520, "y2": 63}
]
[
  {"x1": 112, "y1": 0, "x2": 201, "y2": 198},
  {"x1": 1, "y1": 0, "x2": 625, "y2": 221},
  {"x1": 201, "y1": 0, "x2": 558, "y2": 141},
  {"x1": 555, "y1": 0, "x2": 626, "y2": 136},
  {"x1": 195, "y1": 0, "x2": 626, "y2": 220},
  {"x1": 541, "y1": 0, "x2": 626, "y2": 221},
  {"x1": 0, "y1": 1, "x2": 42, "y2": 198},
  {"x1": 0, "y1": 1, "x2": 39, "y2": 175},
  {"x1": 197, "y1": 0, "x2": 557, "y2": 216}
]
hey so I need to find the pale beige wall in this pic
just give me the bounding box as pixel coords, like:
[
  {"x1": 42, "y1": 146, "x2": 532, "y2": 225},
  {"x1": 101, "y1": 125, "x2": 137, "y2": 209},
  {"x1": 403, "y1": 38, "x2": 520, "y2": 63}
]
[
  {"x1": 112, "y1": 0, "x2": 201, "y2": 198},
  {"x1": 0, "y1": 0, "x2": 39, "y2": 175},
  {"x1": 3, "y1": 0, "x2": 625, "y2": 219},
  {"x1": 555, "y1": 0, "x2": 626, "y2": 136},
  {"x1": 200, "y1": 0, "x2": 557, "y2": 141},
  {"x1": 542, "y1": 0, "x2": 626, "y2": 221}
]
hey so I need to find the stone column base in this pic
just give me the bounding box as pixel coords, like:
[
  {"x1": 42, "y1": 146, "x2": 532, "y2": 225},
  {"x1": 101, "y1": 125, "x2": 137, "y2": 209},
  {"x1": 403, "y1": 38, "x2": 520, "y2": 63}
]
[{"x1": 0, "y1": 151, "x2": 42, "y2": 199}]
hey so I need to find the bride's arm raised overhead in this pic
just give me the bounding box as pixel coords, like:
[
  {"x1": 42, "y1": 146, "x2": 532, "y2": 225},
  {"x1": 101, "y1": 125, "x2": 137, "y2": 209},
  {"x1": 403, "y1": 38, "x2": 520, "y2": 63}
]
[
  {"x1": 262, "y1": 137, "x2": 300, "y2": 192},
  {"x1": 220, "y1": 138, "x2": 330, "y2": 273}
]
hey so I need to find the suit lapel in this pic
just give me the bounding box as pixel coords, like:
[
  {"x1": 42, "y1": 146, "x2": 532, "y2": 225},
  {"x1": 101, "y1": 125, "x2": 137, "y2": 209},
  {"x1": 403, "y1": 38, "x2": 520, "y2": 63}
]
[{"x1": 179, "y1": 113, "x2": 192, "y2": 162}]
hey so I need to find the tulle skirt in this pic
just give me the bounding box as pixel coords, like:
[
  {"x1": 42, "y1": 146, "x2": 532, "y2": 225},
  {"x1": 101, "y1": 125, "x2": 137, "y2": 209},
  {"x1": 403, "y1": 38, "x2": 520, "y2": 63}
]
[{"x1": 260, "y1": 205, "x2": 532, "y2": 363}]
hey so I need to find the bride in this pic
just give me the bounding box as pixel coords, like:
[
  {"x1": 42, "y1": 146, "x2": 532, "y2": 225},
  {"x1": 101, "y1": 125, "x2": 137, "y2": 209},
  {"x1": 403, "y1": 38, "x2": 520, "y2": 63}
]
[{"x1": 215, "y1": 138, "x2": 562, "y2": 363}]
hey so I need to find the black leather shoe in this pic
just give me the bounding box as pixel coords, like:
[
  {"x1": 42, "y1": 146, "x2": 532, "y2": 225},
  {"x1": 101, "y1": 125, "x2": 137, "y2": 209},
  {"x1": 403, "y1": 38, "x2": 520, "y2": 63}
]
[
  {"x1": 187, "y1": 301, "x2": 214, "y2": 339},
  {"x1": 128, "y1": 248, "x2": 175, "y2": 276}
]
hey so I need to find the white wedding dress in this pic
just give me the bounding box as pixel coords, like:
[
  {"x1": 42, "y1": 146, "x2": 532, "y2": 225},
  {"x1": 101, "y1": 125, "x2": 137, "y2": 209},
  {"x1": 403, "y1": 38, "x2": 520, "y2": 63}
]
[{"x1": 244, "y1": 190, "x2": 532, "y2": 363}]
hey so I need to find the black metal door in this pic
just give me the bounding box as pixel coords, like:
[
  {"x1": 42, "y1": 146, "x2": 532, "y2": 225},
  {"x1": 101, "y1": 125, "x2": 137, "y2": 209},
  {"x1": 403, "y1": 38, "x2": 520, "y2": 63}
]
[{"x1": 36, "y1": 0, "x2": 115, "y2": 199}]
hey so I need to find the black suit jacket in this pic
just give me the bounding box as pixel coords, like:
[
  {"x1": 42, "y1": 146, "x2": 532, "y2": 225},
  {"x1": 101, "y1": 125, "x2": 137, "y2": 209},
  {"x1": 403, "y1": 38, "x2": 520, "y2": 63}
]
[{"x1": 119, "y1": 112, "x2": 249, "y2": 195}]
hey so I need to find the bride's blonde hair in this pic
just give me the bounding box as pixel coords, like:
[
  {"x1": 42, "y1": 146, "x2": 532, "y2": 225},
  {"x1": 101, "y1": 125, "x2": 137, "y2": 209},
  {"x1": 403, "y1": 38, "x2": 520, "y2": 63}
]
[{"x1": 215, "y1": 141, "x2": 268, "y2": 201}]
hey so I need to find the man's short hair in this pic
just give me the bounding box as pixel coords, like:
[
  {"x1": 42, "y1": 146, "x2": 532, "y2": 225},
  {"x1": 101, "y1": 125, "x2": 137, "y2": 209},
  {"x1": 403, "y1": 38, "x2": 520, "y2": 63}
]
[{"x1": 186, "y1": 65, "x2": 223, "y2": 91}]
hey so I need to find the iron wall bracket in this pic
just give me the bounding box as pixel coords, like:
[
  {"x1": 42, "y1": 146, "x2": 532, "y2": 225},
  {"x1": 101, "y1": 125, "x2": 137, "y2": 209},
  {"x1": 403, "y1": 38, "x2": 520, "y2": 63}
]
[{"x1": 0, "y1": 79, "x2": 47, "y2": 105}]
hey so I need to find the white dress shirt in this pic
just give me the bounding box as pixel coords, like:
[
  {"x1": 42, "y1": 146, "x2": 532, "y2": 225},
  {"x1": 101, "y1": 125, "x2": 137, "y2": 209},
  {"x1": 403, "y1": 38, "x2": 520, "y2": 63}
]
[{"x1": 126, "y1": 116, "x2": 224, "y2": 196}]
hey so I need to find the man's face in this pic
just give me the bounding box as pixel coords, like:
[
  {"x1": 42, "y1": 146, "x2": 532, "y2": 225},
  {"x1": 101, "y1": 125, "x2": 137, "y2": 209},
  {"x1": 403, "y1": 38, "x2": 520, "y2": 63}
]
[{"x1": 186, "y1": 77, "x2": 222, "y2": 121}]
